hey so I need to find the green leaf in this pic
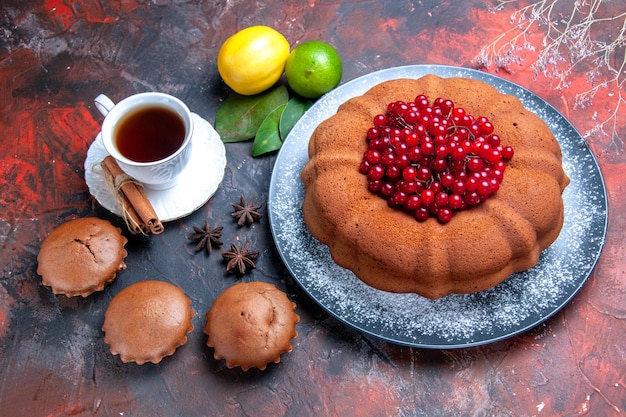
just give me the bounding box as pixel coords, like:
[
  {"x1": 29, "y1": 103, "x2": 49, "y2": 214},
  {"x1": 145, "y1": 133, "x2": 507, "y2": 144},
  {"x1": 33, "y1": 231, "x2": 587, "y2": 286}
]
[
  {"x1": 251, "y1": 104, "x2": 286, "y2": 157},
  {"x1": 279, "y1": 97, "x2": 313, "y2": 141},
  {"x1": 216, "y1": 85, "x2": 289, "y2": 142}
]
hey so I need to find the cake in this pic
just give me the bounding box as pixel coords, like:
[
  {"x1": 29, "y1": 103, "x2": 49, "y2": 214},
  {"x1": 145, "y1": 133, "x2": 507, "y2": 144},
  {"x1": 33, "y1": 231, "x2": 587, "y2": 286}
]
[
  {"x1": 102, "y1": 280, "x2": 194, "y2": 364},
  {"x1": 301, "y1": 75, "x2": 570, "y2": 299},
  {"x1": 37, "y1": 217, "x2": 128, "y2": 297},
  {"x1": 203, "y1": 281, "x2": 299, "y2": 371}
]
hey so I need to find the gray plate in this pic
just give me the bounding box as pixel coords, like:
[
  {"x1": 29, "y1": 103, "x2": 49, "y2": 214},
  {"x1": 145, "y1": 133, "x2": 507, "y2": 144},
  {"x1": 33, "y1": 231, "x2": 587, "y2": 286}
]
[{"x1": 268, "y1": 65, "x2": 607, "y2": 348}]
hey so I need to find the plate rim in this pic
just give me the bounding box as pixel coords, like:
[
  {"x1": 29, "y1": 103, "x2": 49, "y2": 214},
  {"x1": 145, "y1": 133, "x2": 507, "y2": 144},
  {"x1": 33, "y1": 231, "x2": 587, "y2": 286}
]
[{"x1": 268, "y1": 64, "x2": 608, "y2": 348}]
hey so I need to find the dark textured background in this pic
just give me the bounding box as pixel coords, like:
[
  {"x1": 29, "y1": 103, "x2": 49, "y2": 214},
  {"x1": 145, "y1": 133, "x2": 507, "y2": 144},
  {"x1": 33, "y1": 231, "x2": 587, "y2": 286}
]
[{"x1": 1, "y1": 1, "x2": 624, "y2": 416}]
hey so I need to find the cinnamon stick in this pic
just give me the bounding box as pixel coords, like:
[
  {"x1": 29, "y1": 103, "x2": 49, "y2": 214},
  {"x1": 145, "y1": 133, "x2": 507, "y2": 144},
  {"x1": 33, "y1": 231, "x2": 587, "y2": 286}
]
[
  {"x1": 99, "y1": 159, "x2": 146, "y2": 234},
  {"x1": 121, "y1": 195, "x2": 150, "y2": 235},
  {"x1": 100, "y1": 156, "x2": 164, "y2": 234}
]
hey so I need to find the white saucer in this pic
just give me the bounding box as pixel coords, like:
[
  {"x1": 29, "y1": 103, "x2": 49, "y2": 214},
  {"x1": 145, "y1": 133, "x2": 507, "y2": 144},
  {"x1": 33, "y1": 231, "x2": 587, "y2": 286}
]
[{"x1": 85, "y1": 113, "x2": 227, "y2": 222}]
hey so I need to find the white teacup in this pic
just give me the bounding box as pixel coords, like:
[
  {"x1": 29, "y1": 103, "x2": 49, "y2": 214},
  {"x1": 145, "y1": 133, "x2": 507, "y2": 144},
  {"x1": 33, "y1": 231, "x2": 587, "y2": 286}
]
[{"x1": 94, "y1": 92, "x2": 194, "y2": 190}]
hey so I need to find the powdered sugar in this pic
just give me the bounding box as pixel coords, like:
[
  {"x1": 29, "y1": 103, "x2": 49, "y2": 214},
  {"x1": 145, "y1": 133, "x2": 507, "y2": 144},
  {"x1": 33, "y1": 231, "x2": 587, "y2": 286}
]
[{"x1": 268, "y1": 65, "x2": 607, "y2": 348}]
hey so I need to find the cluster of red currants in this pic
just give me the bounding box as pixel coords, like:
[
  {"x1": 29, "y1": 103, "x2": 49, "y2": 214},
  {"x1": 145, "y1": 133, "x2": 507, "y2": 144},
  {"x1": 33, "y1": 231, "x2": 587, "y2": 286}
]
[{"x1": 358, "y1": 95, "x2": 514, "y2": 223}]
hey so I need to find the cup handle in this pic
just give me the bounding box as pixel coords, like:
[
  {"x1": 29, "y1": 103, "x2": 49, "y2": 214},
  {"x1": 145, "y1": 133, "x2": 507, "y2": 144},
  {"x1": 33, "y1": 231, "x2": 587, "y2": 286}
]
[{"x1": 94, "y1": 94, "x2": 116, "y2": 117}]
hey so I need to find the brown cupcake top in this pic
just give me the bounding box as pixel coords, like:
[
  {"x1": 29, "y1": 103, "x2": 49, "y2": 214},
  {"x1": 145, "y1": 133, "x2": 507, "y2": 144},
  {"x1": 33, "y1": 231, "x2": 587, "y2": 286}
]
[
  {"x1": 37, "y1": 217, "x2": 128, "y2": 297},
  {"x1": 204, "y1": 281, "x2": 299, "y2": 371},
  {"x1": 103, "y1": 280, "x2": 194, "y2": 365}
]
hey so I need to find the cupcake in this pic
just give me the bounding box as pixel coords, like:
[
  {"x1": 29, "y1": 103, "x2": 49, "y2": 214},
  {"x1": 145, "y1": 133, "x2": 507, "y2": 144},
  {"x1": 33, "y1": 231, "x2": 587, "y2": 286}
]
[
  {"x1": 37, "y1": 217, "x2": 128, "y2": 297},
  {"x1": 103, "y1": 280, "x2": 194, "y2": 364},
  {"x1": 204, "y1": 281, "x2": 299, "y2": 371}
]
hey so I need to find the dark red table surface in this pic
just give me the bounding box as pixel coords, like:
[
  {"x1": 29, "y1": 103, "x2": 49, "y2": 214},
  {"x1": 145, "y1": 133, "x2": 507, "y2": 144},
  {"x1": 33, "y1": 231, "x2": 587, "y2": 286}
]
[{"x1": 1, "y1": 1, "x2": 625, "y2": 416}]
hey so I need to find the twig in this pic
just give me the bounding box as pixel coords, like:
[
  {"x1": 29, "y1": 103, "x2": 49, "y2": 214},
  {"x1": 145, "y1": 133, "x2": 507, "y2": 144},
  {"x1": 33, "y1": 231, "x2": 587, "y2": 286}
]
[{"x1": 475, "y1": 0, "x2": 625, "y2": 153}]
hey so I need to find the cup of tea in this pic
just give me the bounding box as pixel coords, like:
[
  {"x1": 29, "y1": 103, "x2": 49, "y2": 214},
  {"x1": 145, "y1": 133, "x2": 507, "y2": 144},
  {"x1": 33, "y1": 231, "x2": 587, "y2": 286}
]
[{"x1": 94, "y1": 92, "x2": 194, "y2": 190}]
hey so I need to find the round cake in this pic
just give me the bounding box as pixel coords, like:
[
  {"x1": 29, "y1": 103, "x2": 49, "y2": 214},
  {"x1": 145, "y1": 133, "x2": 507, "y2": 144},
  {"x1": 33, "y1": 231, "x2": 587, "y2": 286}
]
[
  {"x1": 301, "y1": 75, "x2": 570, "y2": 299},
  {"x1": 203, "y1": 281, "x2": 299, "y2": 371},
  {"x1": 37, "y1": 217, "x2": 128, "y2": 297},
  {"x1": 102, "y1": 280, "x2": 194, "y2": 364}
]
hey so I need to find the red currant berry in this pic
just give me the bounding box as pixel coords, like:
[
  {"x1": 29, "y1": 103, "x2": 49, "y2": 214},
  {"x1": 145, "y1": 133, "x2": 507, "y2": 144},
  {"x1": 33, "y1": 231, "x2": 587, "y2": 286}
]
[
  {"x1": 390, "y1": 191, "x2": 408, "y2": 206},
  {"x1": 364, "y1": 149, "x2": 381, "y2": 164},
  {"x1": 438, "y1": 207, "x2": 453, "y2": 223},
  {"x1": 429, "y1": 181, "x2": 443, "y2": 194},
  {"x1": 413, "y1": 124, "x2": 426, "y2": 136},
  {"x1": 395, "y1": 153, "x2": 410, "y2": 169},
  {"x1": 415, "y1": 95, "x2": 429, "y2": 110},
  {"x1": 369, "y1": 138, "x2": 386, "y2": 151},
  {"x1": 429, "y1": 123, "x2": 447, "y2": 137},
  {"x1": 407, "y1": 146, "x2": 421, "y2": 162},
  {"x1": 404, "y1": 195, "x2": 421, "y2": 210},
  {"x1": 479, "y1": 120, "x2": 494, "y2": 136},
  {"x1": 420, "y1": 141, "x2": 435, "y2": 156},
  {"x1": 437, "y1": 98, "x2": 454, "y2": 115},
  {"x1": 398, "y1": 180, "x2": 418, "y2": 194},
  {"x1": 451, "y1": 180, "x2": 466, "y2": 195},
  {"x1": 359, "y1": 160, "x2": 371, "y2": 174},
  {"x1": 414, "y1": 206, "x2": 430, "y2": 222},
  {"x1": 477, "y1": 179, "x2": 492, "y2": 196},
  {"x1": 452, "y1": 107, "x2": 466, "y2": 118},
  {"x1": 366, "y1": 128, "x2": 380, "y2": 140},
  {"x1": 405, "y1": 132, "x2": 419, "y2": 147},
  {"x1": 380, "y1": 182, "x2": 395, "y2": 197},
  {"x1": 432, "y1": 158, "x2": 448, "y2": 173},
  {"x1": 434, "y1": 134, "x2": 447, "y2": 146},
  {"x1": 373, "y1": 114, "x2": 387, "y2": 127},
  {"x1": 476, "y1": 142, "x2": 492, "y2": 159},
  {"x1": 402, "y1": 166, "x2": 417, "y2": 181},
  {"x1": 502, "y1": 145, "x2": 514, "y2": 160},
  {"x1": 469, "y1": 122, "x2": 481, "y2": 137},
  {"x1": 435, "y1": 191, "x2": 449, "y2": 207},
  {"x1": 455, "y1": 171, "x2": 468, "y2": 182},
  {"x1": 489, "y1": 177, "x2": 500, "y2": 193},
  {"x1": 449, "y1": 193, "x2": 465, "y2": 210},
  {"x1": 421, "y1": 189, "x2": 435, "y2": 206},
  {"x1": 488, "y1": 134, "x2": 501, "y2": 147},
  {"x1": 381, "y1": 152, "x2": 396, "y2": 166},
  {"x1": 368, "y1": 180, "x2": 383, "y2": 193},
  {"x1": 485, "y1": 149, "x2": 501, "y2": 164},
  {"x1": 491, "y1": 168, "x2": 504, "y2": 182},
  {"x1": 435, "y1": 144, "x2": 449, "y2": 159},
  {"x1": 441, "y1": 173, "x2": 455, "y2": 188},
  {"x1": 367, "y1": 164, "x2": 385, "y2": 180},
  {"x1": 466, "y1": 176, "x2": 478, "y2": 192},
  {"x1": 385, "y1": 165, "x2": 401, "y2": 179},
  {"x1": 451, "y1": 146, "x2": 467, "y2": 161},
  {"x1": 465, "y1": 191, "x2": 481, "y2": 205},
  {"x1": 416, "y1": 166, "x2": 431, "y2": 182},
  {"x1": 467, "y1": 157, "x2": 485, "y2": 172},
  {"x1": 455, "y1": 127, "x2": 469, "y2": 141},
  {"x1": 404, "y1": 111, "x2": 419, "y2": 124}
]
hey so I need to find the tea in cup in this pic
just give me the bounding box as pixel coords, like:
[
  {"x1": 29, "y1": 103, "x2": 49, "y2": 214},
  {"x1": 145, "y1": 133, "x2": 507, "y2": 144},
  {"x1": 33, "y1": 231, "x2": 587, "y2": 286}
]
[{"x1": 94, "y1": 92, "x2": 194, "y2": 190}]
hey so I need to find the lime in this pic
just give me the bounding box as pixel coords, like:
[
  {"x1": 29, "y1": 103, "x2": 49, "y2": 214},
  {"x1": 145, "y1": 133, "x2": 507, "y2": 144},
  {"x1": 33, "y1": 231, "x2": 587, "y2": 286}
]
[
  {"x1": 217, "y1": 26, "x2": 290, "y2": 96},
  {"x1": 284, "y1": 41, "x2": 342, "y2": 99}
]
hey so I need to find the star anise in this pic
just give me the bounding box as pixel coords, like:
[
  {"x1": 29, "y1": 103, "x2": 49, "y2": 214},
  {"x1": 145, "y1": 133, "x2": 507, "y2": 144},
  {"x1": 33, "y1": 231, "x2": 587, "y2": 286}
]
[
  {"x1": 231, "y1": 195, "x2": 262, "y2": 226},
  {"x1": 188, "y1": 220, "x2": 223, "y2": 254},
  {"x1": 222, "y1": 241, "x2": 259, "y2": 275}
]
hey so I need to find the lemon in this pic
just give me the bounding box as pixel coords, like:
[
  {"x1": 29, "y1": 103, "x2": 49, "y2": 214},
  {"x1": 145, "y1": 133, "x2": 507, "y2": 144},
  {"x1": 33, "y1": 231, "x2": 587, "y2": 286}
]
[
  {"x1": 285, "y1": 41, "x2": 342, "y2": 99},
  {"x1": 217, "y1": 26, "x2": 290, "y2": 96}
]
